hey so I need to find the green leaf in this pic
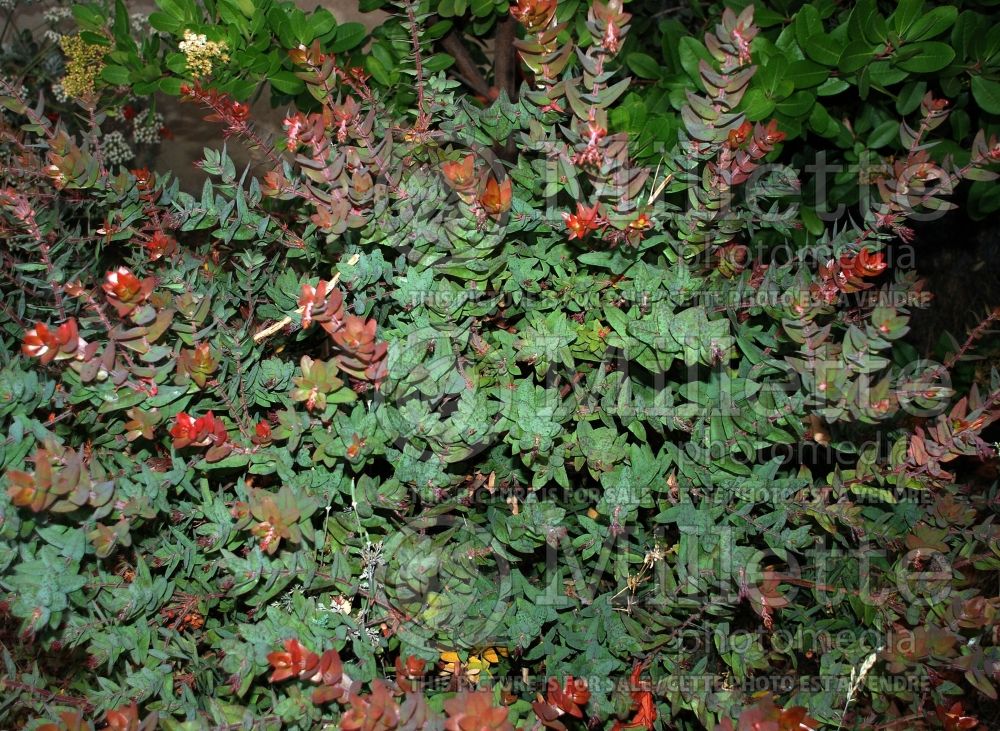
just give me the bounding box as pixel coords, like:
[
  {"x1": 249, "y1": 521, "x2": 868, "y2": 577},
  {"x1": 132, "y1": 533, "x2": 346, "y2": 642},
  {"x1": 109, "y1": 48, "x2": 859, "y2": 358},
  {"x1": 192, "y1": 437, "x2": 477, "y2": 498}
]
[
  {"x1": 867, "y1": 120, "x2": 898, "y2": 149},
  {"x1": 776, "y1": 91, "x2": 815, "y2": 118},
  {"x1": 952, "y1": 11, "x2": 979, "y2": 60},
  {"x1": 838, "y1": 40, "x2": 876, "y2": 74},
  {"x1": 906, "y1": 6, "x2": 957, "y2": 42},
  {"x1": 971, "y1": 76, "x2": 1000, "y2": 115},
  {"x1": 424, "y1": 54, "x2": 455, "y2": 73},
  {"x1": 969, "y1": 179, "x2": 1000, "y2": 219},
  {"x1": 626, "y1": 53, "x2": 662, "y2": 80},
  {"x1": 816, "y1": 77, "x2": 849, "y2": 96},
  {"x1": 803, "y1": 35, "x2": 842, "y2": 67},
  {"x1": 678, "y1": 37, "x2": 712, "y2": 86},
  {"x1": 366, "y1": 55, "x2": 392, "y2": 87},
  {"x1": 289, "y1": 9, "x2": 313, "y2": 43},
  {"x1": 100, "y1": 65, "x2": 131, "y2": 86},
  {"x1": 149, "y1": 12, "x2": 183, "y2": 33},
  {"x1": 72, "y1": 3, "x2": 107, "y2": 31},
  {"x1": 869, "y1": 60, "x2": 909, "y2": 87},
  {"x1": 231, "y1": 0, "x2": 256, "y2": 17},
  {"x1": 471, "y1": 0, "x2": 493, "y2": 17},
  {"x1": 794, "y1": 5, "x2": 825, "y2": 48},
  {"x1": 890, "y1": 0, "x2": 922, "y2": 36},
  {"x1": 757, "y1": 55, "x2": 789, "y2": 97},
  {"x1": 269, "y1": 70, "x2": 305, "y2": 95},
  {"x1": 158, "y1": 76, "x2": 185, "y2": 95},
  {"x1": 741, "y1": 88, "x2": 775, "y2": 121},
  {"x1": 330, "y1": 22, "x2": 367, "y2": 53},
  {"x1": 808, "y1": 101, "x2": 840, "y2": 138},
  {"x1": 310, "y1": 9, "x2": 337, "y2": 39},
  {"x1": 157, "y1": 0, "x2": 187, "y2": 19},
  {"x1": 895, "y1": 81, "x2": 927, "y2": 115},
  {"x1": 80, "y1": 31, "x2": 111, "y2": 47},
  {"x1": 894, "y1": 42, "x2": 955, "y2": 73},
  {"x1": 788, "y1": 60, "x2": 828, "y2": 89}
]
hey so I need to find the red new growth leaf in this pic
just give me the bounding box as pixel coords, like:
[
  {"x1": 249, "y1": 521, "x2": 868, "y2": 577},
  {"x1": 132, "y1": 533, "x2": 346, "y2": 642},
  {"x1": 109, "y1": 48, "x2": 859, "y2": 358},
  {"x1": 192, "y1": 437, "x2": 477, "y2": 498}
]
[
  {"x1": 441, "y1": 154, "x2": 477, "y2": 194},
  {"x1": 267, "y1": 638, "x2": 320, "y2": 683},
  {"x1": 180, "y1": 83, "x2": 253, "y2": 137},
  {"x1": 169, "y1": 411, "x2": 228, "y2": 450},
  {"x1": 851, "y1": 247, "x2": 888, "y2": 277},
  {"x1": 727, "y1": 121, "x2": 752, "y2": 149},
  {"x1": 611, "y1": 663, "x2": 656, "y2": 731},
  {"x1": 395, "y1": 655, "x2": 427, "y2": 693},
  {"x1": 298, "y1": 280, "x2": 345, "y2": 332},
  {"x1": 144, "y1": 231, "x2": 177, "y2": 261},
  {"x1": 131, "y1": 167, "x2": 153, "y2": 191},
  {"x1": 330, "y1": 97, "x2": 360, "y2": 143},
  {"x1": 714, "y1": 694, "x2": 818, "y2": 731},
  {"x1": 479, "y1": 177, "x2": 512, "y2": 216},
  {"x1": 309, "y1": 650, "x2": 348, "y2": 703},
  {"x1": 103, "y1": 266, "x2": 155, "y2": 316},
  {"x1": 936, "y1": 701, "x2": 979, "y2": 731},
  {"x1": 266, "y1": 638, "x2": 351, "y2": 704},
  {"x1": 547, "y1": 676, "x2": 590, "y2": 717},
  {"x1": 252, "y1": 420, "x2": 272, "y2": 445},
  {"x1": 562, "y1": 202, "x2": 603, "y2": 240},
  {"x1": 342, "y1": 679, "x2": 400, "y2": 731},
  {"x1": 22, "y1": 319, "x2": 86, "y2": 364},
  {"x1": 510, "y1": 0, "x2": 558, "y2": 33},
  {"x1": 103, "y1": 702, "x2": 157, "y2": 731},
  {"x1": 812, "y1": 247, "x2": 888, "y2": 303},
  {"x1": 444, "y1": 690, "x2": 514, "y2": 731},
  {"x1": 36, "y1": 710, "x2": 87, "y2": 731}
]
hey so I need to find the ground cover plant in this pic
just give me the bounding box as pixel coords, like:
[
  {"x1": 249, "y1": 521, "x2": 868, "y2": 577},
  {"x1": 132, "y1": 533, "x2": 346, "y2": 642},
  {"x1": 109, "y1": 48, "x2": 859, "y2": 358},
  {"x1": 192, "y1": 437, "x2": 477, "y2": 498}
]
[{"x1": 1, "y1": 0, "x2": 1000, "y2": 729}]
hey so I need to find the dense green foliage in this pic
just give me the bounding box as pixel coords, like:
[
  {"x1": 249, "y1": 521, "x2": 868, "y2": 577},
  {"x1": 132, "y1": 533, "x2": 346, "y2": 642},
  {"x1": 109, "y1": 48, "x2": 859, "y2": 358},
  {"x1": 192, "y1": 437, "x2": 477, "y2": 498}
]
[{"x1": 1, "y1": 1, "x2": 999, "y2": 730}]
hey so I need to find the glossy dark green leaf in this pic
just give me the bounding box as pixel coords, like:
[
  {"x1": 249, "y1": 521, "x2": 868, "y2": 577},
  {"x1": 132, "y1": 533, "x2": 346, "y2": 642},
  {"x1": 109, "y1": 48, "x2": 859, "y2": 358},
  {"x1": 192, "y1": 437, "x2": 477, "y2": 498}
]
[
  {"x1": 788, "y1": 60, "x2": 828, "y2": 89},
  {"x1": 626, "y1": 52, "x2": 662, "y2": 80},
  {"x1": 971, "y1": 76, "x2": 1000, "y2": 114},
  {"x1": 330, "y1": 22, "x2": 367, "y2": 53},
  {"x1": 839, "y1": 40, "x2": 876, "y2": 74},
  {"x1": 894, "y1": 42, "x2": 955, "y2": 73},
  {"x1": 906, "y1": 6, "x2": 957, "y2": 42},
  {"x1": 803, "y1": 34, "x2": 841, "y2": 66}
]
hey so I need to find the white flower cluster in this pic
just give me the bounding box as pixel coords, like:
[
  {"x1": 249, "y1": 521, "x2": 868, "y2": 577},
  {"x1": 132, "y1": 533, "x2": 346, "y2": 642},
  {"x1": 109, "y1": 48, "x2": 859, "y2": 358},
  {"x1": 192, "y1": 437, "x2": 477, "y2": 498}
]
[
  {"x1": 43, "y1": 7, "x2": 72, "y2": 23},
  {"x1": 130, "y1": 12, "x2": 147, "y2": 34},
  {"x1": 358, "y1": 540, "x2": 385, "y2": 592},
  {"x1": 51, "y1": 82, "x2": 68, "y2": 103},
  {"x1": 0, "y1": 0, "x2": 15, "y2": 11},
  {"x1": 133, "y1": 111, "x2": 164, "y2": 145},
  {"x1": 100, "y1": 130, "x2": 134, "y2": 166},
  {"x1": 0, "y1": 75, "x2": 27, "y2": 100},
  {"x1": 43, "y1": 29, "x2": 62, "y2": 44},
  {"x1": 270, "y1": 585, "x2": 304, "y2": 612}
]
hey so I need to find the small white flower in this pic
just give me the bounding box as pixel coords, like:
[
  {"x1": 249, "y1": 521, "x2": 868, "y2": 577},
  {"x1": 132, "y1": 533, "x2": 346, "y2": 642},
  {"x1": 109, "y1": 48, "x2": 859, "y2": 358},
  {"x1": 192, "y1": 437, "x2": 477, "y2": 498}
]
[
  {"x1": 0, "y1": 76, "x2": 28, "y2": 105},
  {"x1": 132, "y1": 111, "x2": 164, "y2": 145},
  {"x1": 100, "y1": 130, "x2": 134, "y2": 166},
  {"x1": 43, "y1": 7, "x2": 72, "y2": 23},
  {"x1": 329, "y1": 595, "x2": 352, "y2": 615}
]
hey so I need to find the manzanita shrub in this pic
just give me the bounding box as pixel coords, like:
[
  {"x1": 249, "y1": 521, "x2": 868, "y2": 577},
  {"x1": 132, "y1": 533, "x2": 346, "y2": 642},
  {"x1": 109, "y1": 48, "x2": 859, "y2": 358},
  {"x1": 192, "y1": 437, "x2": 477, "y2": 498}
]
[{"x1": 1, "y1": 1, "x2": 1000, "y2": 730}]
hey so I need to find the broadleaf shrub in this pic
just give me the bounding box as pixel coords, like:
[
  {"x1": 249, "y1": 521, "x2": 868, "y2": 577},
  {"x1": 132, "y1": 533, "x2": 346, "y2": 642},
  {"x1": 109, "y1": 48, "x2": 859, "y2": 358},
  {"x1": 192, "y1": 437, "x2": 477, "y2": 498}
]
[{"x1": 1, "y1": 1, "x2": 999, "y2": 730}]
